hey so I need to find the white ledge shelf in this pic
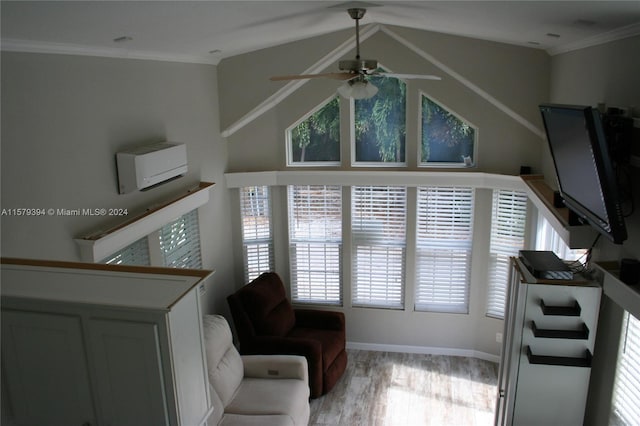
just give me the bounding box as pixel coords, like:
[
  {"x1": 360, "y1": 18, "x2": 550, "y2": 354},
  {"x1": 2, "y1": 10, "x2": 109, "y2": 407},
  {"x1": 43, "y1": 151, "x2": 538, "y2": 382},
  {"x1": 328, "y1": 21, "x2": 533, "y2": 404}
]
[
  {"x1": 521, "y1": 175, "x2": 597, "y2": 249},
  {"x1": 75, "y1": 182, "x2": 214, "y2": 262},
  {"x1": 594, "y1": 261, "x2": 640, "y2": 320},
  {"x1": 225, "y1": 171, "x2": 526, "y2": 190}
]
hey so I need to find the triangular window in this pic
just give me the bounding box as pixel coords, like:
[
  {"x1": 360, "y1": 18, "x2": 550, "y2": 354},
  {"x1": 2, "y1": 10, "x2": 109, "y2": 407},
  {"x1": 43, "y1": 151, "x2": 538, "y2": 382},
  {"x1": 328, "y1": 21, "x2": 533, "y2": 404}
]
[{"x1": 421, "y1": 95, "x2": 476, "y2": 167}]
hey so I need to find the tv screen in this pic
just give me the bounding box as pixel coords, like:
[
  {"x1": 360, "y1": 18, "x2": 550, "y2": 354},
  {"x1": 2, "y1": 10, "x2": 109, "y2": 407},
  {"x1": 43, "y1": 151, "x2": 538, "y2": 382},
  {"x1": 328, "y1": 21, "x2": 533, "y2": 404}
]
[{"x1": 539, "y1": 104, "x2": 627, "y2": 244}]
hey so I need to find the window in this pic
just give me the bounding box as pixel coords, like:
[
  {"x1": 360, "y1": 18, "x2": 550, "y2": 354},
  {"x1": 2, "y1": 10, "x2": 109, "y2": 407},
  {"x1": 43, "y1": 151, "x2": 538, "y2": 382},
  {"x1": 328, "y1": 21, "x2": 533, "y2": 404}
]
[
  {"x1": 159, "y1": 209, "x2": 202, "y2": 269},
  {"x1": 421, "y1": 94, "x2": 476, "y2": 167},
  {"x1": 486, "y1": 190, "x2": 528, "y2": 319},
  {"x1": 535, "y1": 215, "x2": 587, "y2": 262},
  {"x1": 415, "y1": 187, "x2": 474, "y2": 313},
  {"x1": 100, "y1": 210, "x2": 202, "y2": 268},
  {"x1": 354, "y1": 74, "x2": 406, "y2": 165},
  {"x1": 102, "y1": 237, "x2": 150, "y2": 266},
  {"x1": 288, "y1": 185, "x2": 342, "y2": 305},
  {"x1": 611, "y1": 311, "x2": 640, "y2": 425},
  {"x1": 352, "y1": 186, "x2": 406, "y2": 308},
  {"x1": 240, "y1": 186, "x2": 274, "y2": 281},
  {"x1": 288, "y1": 96, "x2": 340, "y2": 165}
]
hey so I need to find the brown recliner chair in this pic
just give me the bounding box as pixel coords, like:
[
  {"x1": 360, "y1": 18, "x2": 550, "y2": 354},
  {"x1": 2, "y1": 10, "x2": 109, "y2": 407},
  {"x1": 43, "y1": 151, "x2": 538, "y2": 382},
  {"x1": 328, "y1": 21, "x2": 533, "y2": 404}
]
[{"x1": 227, "y1": 272, "x2": 347, "y2": 399}]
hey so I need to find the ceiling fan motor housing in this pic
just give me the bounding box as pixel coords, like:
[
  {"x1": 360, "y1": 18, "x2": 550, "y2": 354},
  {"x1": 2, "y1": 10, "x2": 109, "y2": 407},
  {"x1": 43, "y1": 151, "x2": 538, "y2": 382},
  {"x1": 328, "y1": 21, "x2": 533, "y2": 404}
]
[{"x1": 339, "y1": 58, "x2": 378, "y2": 73}]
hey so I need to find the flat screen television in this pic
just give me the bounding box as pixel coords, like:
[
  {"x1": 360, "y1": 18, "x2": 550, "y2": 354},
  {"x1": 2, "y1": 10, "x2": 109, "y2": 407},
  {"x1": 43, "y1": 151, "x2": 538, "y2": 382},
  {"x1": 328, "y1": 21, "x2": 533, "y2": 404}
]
[{"x1": 539, "y1": 104, "x2": 627, "y2": 244}]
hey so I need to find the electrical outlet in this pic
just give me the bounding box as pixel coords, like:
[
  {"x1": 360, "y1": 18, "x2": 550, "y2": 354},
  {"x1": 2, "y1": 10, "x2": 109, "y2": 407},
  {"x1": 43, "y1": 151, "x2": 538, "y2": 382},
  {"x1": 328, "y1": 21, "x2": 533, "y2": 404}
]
[{"x1": 496, "y1": 332, "x2": 503, "y2": 343}]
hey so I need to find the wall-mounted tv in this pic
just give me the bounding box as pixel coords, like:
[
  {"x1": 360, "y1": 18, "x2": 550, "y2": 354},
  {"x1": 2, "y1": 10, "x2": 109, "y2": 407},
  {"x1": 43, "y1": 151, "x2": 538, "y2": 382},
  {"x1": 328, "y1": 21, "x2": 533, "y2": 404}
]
[{"x1": 539, "y1": 104, "x2": 627, "y2": 244}]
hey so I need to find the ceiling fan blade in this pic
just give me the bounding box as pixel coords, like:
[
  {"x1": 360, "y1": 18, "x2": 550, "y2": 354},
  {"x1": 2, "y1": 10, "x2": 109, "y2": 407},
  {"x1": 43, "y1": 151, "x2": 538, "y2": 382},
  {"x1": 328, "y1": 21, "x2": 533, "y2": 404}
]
[
  {"x1": 270, "y1": 72, "x2": 356, "y2": 81},
  {"x1": 373, "y1": 72, "x2": 442, "y2": 81}
]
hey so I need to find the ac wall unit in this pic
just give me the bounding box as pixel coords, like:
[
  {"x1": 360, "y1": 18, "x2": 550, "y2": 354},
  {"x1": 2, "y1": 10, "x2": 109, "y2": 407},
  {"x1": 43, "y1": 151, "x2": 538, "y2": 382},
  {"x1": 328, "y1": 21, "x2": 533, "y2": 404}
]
[{"x1": 116, "y1": 142, "x2": 187, "y2": 194}]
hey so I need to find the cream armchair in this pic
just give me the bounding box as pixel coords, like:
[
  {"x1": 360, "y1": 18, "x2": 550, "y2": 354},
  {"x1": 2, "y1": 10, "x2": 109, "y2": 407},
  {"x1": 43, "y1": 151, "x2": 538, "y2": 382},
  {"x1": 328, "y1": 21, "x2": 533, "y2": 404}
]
[{"x1": 202, "y1": 314, "x2": 310, "y2": 426}]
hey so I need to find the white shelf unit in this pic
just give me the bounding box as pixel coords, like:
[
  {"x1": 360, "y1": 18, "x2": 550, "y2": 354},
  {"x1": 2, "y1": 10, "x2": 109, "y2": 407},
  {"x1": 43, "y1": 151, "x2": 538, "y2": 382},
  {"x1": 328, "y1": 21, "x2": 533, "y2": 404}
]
[{"x1": 496, "y1": 257, "x2": 601, "y2": 426}]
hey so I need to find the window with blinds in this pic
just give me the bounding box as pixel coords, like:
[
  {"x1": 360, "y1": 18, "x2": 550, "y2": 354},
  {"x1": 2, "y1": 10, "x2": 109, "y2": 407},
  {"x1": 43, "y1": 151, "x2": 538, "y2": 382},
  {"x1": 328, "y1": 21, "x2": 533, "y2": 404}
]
[
  {"x1": 352, "y1": 186, "x2": 406, "y2": 308},
  {"x1": 159, "y1": 209, "x2": 202, "y2": 269},
  {"x1": 486, "y1": 189, "x2": 528, "y2": 319},
  {"x1": 415, "y1": 187, "x2": 474, "y2": 314},
  {"x1": 611, "y1": 311, "x2": 640, "y2": 425},
  {"x1": 101, "y1": 237, "x2": 150, "y2": 266},
  {"x1": 287, "y1": 185, "x2": 342, "y2": 304},
  {"x1": 535, "y1": 215, "x2": 587, "y2": 261},
  {"x1": 240, "y1": 186, "x2": 274, "y2": 281}
]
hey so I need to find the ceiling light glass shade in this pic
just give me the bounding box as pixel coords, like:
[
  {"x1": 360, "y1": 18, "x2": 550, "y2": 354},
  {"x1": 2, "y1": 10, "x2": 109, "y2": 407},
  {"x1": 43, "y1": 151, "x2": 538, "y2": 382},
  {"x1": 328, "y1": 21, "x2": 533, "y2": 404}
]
[{"x1": 338, "y1": 80, "x2": 378, "y2": 99}]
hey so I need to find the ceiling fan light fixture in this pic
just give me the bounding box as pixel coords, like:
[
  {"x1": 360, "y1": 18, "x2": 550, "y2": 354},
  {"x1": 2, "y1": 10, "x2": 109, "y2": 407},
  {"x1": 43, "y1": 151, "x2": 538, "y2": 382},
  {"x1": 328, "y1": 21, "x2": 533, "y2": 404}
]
[{"x1": 338, "y1": 79, "x2": 378, "y2": 99}]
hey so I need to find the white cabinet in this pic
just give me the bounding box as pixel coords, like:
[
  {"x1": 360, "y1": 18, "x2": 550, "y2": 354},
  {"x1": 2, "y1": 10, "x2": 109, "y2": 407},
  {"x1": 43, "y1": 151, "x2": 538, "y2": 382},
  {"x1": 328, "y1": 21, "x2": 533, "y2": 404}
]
[
  {"x1": 1, "y1": 259, "x2": 214, "y2": 426},
  {"x1": 496, "y1": 257, "x2": 601, "y2": 426}
]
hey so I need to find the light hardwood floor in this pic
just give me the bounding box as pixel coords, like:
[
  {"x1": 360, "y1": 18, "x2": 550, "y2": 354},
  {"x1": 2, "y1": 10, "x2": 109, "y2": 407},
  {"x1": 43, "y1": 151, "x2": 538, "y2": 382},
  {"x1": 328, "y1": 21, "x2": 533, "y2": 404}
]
[{"x1": 310, "y1": 350, "x2": 498, "y2": 426}]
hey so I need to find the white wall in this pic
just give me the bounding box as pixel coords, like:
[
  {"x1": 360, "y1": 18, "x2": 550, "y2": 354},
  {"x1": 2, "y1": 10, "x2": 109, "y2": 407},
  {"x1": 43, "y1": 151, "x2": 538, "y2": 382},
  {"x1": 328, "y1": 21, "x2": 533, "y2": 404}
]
[
  {"x1": 0, "y1": 52, "x2": 236, "y2": 316},
  {"x1": 218, "y1": 26, "x2": 550, "y2": 358},
  {"x1": 545, "y1": 35, "x2": 640, "y2": 426}
]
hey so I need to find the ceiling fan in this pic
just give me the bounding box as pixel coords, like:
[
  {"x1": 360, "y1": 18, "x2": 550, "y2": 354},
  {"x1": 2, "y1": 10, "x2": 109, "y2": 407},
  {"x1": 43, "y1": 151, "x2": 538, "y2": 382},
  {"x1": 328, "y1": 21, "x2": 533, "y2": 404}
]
[{"x1": 270, "y1": 7, "x2": 441, "y2": 99}]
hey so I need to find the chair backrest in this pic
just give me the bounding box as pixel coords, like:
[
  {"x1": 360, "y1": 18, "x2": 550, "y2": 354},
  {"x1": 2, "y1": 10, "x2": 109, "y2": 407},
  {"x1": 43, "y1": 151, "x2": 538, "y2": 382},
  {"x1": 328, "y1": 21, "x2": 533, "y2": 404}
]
[
  {"x1": 202, "y1": 315, "x2": 244, "y2": 408},
  {"x1": 228, "y1": 272, "x2": 296, "y2": 342}
]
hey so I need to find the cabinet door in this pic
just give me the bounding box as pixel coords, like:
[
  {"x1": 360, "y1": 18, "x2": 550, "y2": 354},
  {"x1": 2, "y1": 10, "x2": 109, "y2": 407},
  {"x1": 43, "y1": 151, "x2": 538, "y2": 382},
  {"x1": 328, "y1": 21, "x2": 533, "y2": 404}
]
[
  {"x1": 1, "y1": 310, "x2": 96, "y2": 426},
  {"x1": 88, "y1": 318, "x2": 170, "y2": 426},
  {"x1": 167, "y1": 288, "x2": 211, "y2": 426}
]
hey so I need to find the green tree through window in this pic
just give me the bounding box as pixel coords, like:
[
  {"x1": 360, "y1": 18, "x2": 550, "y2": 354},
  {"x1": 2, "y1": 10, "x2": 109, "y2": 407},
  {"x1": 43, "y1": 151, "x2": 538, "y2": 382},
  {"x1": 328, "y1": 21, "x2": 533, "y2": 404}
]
[
  {"x1": 421, "y1": 95, "x2": 475, "y2": 166},
  {"x1": 290, "y1": 97, "x2": 340, "y2": 164},
  {"x1": 355, "y1": 74, "x2": 406, "y2": 163}
]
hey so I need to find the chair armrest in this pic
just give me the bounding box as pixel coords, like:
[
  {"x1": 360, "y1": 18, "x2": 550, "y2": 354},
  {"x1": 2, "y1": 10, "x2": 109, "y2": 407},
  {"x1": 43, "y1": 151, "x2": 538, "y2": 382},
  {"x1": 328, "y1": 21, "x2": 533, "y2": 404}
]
[
  {"x1": 242, "y1": 355, "x2": 309, "y2": 383},
  {"x1": 294, "y1": 309, "x2": 345, "y2": 331}
]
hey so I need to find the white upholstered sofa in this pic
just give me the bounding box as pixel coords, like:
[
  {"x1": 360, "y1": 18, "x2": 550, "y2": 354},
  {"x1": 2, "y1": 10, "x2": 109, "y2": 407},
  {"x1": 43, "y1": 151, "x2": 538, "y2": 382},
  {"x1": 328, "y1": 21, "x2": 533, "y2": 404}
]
[{"x1": 202, "y1": 314, "x2": 310, "y2": 426}]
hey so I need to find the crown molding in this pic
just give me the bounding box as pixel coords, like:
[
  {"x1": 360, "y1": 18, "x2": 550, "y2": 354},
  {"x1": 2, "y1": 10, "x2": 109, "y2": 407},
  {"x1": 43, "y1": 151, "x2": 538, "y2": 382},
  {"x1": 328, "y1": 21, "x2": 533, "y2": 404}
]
[
  {"x1": 1, "y1": 38, "x2": 219, "y2": 65},
  {"x1": 547, "y1": 22, "x2": 640, "y2": 56}
]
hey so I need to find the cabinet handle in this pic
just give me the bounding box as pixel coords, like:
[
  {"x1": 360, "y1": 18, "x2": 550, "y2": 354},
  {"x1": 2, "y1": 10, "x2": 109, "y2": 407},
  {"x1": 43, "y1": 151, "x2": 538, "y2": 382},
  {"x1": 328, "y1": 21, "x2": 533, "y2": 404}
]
[
  {"x1": 526, "y1": 346, "x2": 592, "y2": 367},
  {"x1": 531, "y1": 321, "x2": 589, "y2": 339},
  {"x1": 540, "y1": 299, "x2": 581, "y2": 316}
]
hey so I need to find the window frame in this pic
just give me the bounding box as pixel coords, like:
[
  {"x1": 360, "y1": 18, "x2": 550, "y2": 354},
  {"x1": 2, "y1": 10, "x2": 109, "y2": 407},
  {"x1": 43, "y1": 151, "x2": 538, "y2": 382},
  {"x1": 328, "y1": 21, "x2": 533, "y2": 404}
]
[
  {"x1": 418, "y1": 91, "x2": 478, "y2": 169},
  {"x1": 287, "y1": 184, "x2": 343, "y2": 306},
  {"x1": 239, "y1": 186, "x2": 275, "y2": 282},
  {"x1": 486, "y1": 189, "x2": 528, "y2": 319},
  {"x1": 351, "y1": 185, "x2": 407, "y2": 309},
  {"x1": 414, "y1": 186, "x2": 475, "y2": 314},
  {"x1": 286, "y1": 95, "x2": 341, "y2": 167},
  {"x1": 351, "y1": 70, "x2": 408, "y2": 168}
]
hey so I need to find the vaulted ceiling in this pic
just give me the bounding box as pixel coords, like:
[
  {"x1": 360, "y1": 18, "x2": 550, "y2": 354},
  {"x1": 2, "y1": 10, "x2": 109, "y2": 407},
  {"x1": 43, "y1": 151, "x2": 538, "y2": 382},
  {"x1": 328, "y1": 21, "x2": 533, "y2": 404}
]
[{"x1": 2, "y1": 1, "x2": 640, "y2": 65}]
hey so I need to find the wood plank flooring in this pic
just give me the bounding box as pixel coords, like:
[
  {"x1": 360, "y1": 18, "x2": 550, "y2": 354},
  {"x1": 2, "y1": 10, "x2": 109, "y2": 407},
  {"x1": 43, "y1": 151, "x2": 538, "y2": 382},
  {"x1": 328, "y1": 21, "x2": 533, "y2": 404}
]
[{"x1": 310, "y1": 350, "x2": 498, "y2": 426}]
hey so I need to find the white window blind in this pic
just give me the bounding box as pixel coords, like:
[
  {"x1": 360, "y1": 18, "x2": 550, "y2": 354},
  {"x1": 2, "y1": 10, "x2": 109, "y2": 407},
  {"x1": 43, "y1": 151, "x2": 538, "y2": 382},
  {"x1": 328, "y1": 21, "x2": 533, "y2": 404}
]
[
  {"x1": 288, "y1": 185, "x2": 342, "y2": 304},
  {"x1": 486, "y1": 189, "x2": 528, "y2": 319},
  {"x1": 352, "y1": 186, "x2": 406, "y2": 309},
  {"x1": 240, "y1": 186, "x2": 274, "y2": 281},
  {"x1": 101, "y1": 237, "x2": 150, "y2": 266},
  {"x1": 159, "y1": 209, "x2": 202, "y2": 269},
  {"x1": 535, "y1": 215, "x2": 586, "y2": 261},
  {"x1": 415, "y1": 187, "x2": 474, "y2": 314},
  {"x1": 611, "y1": 311, "x2": 640, "y2": 425}
]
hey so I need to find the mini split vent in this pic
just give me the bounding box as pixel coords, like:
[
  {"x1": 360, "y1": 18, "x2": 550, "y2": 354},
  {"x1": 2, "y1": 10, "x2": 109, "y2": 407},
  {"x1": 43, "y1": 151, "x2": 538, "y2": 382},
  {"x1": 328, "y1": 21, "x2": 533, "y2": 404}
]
[{"x1": 116, "y1": 142, "x2": 187, "y2": 194}]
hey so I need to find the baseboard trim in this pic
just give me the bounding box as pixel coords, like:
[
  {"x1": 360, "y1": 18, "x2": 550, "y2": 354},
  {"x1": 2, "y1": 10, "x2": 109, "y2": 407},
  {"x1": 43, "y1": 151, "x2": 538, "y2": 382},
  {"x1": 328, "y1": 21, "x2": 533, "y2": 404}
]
[{"x1": 346, "y1": 341, "x2": 500, "y2": 363}]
